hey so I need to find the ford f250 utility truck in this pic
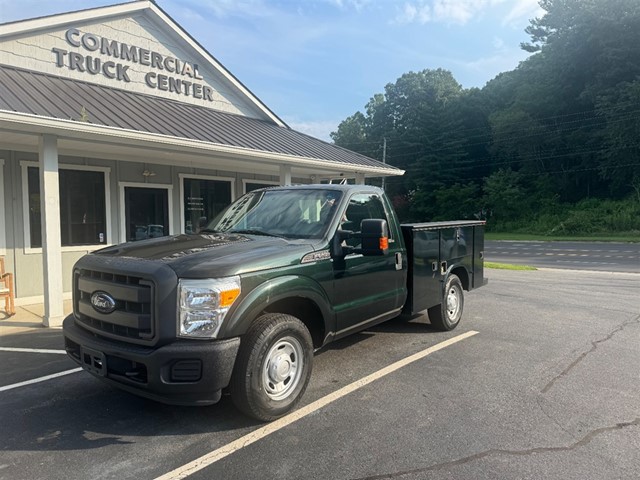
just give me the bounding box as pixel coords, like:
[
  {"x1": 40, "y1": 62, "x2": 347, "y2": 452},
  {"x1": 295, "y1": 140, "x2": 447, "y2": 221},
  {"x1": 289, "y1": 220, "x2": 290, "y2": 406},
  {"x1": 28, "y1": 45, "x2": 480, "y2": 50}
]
[{"x1": 63, "y1": 185, "x2": 485, "y2": 421}]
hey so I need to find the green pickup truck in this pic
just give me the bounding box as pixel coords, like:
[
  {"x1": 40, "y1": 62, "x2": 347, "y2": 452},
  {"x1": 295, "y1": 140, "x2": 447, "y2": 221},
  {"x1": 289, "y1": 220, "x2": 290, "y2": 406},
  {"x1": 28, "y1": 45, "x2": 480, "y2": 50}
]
[{"x1": 63, "y1": 185, "x2": 485, "y2": 421}]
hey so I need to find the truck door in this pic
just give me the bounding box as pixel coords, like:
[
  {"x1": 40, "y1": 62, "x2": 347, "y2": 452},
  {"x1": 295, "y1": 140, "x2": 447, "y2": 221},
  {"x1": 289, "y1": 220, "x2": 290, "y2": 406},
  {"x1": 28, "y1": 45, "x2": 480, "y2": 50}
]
[{"x1": 333, "y1": 193, "x2": 406, "y2": 336}]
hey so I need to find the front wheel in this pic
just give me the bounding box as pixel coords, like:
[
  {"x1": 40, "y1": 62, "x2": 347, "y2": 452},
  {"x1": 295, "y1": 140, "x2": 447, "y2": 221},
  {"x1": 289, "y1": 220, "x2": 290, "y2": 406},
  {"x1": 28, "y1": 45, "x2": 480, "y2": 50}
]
[
  {"x1": 428, "y1": 274, "x2": 464, "y2": 331},
  {"x1": 230, "y1": 313, "x2": 313, "y2": 421}
]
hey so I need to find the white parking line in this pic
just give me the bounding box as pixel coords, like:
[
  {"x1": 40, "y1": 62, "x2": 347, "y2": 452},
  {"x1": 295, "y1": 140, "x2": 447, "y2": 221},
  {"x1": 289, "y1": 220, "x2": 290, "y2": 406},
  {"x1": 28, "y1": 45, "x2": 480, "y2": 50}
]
[
  {"x1": 0, "y1": 347, "x2": 67, "y2": 354},
  {"x1": 154, "y1": 330, "x2": 479, "y2": 480},
  {"x1": 0, "y1": 368, "x2": 83, "y2": 392}
]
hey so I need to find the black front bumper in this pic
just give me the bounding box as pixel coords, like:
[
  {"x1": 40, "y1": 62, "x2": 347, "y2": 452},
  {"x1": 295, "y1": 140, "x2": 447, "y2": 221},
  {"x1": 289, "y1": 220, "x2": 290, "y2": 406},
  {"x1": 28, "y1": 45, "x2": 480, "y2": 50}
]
[{"x1": 63, "y1": 315, "x2": 240, "y2": 406}]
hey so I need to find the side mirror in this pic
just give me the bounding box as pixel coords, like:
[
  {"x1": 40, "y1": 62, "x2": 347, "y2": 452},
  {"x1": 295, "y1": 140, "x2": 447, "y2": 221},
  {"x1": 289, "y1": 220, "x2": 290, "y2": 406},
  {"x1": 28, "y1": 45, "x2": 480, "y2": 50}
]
[
  {"x1": 330, "y1": 219, "x2": 389, "y2": 258},
  {"x1": 330, "y1": 229, "x2": 352, "y2": 258},
  {"x1": 359, "y1": 219, "x2": 389, "y2": 256}
]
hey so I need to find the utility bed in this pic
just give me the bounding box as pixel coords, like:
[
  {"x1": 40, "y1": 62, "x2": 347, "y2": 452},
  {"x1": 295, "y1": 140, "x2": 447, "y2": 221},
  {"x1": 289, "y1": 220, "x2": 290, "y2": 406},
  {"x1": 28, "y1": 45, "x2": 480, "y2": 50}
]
[{"x1": 401, "y1": 221, "x2": 485, "y2": 315}]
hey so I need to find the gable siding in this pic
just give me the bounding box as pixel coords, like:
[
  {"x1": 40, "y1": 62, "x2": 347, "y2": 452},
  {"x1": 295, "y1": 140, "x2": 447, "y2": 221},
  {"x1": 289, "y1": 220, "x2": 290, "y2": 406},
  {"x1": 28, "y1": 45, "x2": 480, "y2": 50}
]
[{"x1": 0, "y1": 14, "x2": 263, "y2": 118}]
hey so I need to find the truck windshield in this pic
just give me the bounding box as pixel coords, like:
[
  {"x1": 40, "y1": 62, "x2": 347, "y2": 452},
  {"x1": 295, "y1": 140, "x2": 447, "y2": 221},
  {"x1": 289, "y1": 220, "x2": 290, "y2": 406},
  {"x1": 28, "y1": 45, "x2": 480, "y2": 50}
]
[{"x1": 204, "y1": 189, "x2": 343, "y2": 239}]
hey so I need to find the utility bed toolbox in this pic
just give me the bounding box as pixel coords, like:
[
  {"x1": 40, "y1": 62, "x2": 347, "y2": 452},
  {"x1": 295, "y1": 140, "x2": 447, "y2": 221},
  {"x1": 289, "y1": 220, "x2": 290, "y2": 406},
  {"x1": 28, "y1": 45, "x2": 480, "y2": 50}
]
[{"x1": 401, "y1": 221, "x2": 485, "y2": 315}]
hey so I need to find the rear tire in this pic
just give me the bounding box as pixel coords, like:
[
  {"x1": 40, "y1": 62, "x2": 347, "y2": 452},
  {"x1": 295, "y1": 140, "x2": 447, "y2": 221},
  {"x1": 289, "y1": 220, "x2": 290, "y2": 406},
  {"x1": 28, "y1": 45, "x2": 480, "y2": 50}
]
[
  {"x1": 428, "y1": 274, "x2": 464, "y2": 331},
  {"x1": 230, "y1": 313, "x2": 313, "y2": 422}
]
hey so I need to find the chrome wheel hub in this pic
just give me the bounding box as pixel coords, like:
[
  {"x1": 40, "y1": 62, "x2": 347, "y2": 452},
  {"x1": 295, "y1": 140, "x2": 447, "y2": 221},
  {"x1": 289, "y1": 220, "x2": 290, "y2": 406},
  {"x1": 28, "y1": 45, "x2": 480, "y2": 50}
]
[
  {"x1": 446, "y1": 288, "x2": 460, "y2": 318},
  {"x1": 262, "y1": 336, "x2": 303, "y2": 401}
]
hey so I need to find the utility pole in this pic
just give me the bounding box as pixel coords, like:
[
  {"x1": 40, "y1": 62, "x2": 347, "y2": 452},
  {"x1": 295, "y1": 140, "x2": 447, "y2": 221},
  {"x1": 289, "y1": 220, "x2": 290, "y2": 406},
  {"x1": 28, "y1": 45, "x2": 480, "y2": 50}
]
[{"x1": 381, "y1": 137, "x2": 387, "y2": 191}]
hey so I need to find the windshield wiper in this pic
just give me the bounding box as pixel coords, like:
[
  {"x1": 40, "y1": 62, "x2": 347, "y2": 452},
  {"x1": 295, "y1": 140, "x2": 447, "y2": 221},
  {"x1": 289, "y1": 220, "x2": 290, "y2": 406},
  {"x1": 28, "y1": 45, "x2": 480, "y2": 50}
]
[{"x1": 229, "y1": 229, "x2": 287, "y2": 239}]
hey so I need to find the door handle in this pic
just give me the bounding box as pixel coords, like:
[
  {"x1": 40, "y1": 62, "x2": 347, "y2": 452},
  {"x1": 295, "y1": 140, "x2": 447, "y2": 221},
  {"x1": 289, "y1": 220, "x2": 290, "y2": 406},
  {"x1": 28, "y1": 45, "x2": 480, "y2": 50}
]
[
  {"x1": 395, "y1": 252, "x2": 403, "y2": 270},
  {"x1": 440, "y1": 261, "x2": 447, "y2": 274}
]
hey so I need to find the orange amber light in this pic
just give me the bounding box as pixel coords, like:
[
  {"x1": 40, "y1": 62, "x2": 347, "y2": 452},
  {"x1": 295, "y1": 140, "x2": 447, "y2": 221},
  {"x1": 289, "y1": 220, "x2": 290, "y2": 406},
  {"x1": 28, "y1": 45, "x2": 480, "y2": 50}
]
[
  {"x1": 379, "y1": 237, "x2": 389, "y2": 250},
  {"x1": 220, "y1": 288, "x2": 241, "y2": 308}
]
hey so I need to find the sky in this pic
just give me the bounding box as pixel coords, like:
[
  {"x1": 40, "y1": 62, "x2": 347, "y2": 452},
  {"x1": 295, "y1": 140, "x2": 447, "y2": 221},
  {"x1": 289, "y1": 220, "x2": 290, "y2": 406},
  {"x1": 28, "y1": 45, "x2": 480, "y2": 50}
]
[{"x1": 0, "y1": 0, "x2": 544, "y2": 141}]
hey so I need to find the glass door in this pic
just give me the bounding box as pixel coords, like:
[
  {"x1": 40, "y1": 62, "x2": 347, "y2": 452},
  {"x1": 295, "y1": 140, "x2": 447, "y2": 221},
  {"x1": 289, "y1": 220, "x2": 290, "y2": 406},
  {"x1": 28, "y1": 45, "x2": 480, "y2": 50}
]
[{"x1": 124, "y1": 187, "x2": 169, "y2": 242}]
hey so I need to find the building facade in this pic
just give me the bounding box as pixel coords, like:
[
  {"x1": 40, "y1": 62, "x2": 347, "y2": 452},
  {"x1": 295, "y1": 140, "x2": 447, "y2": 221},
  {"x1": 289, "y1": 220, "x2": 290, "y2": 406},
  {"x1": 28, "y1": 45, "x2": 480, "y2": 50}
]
[{"x1": 0, "y1": 1, "x2": 402, "y2": 326}]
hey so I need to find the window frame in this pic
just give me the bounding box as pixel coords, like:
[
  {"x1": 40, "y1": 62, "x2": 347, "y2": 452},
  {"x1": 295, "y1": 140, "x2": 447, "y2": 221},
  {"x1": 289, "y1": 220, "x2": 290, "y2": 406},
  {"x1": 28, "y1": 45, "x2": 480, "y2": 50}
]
[
  {"x1": 344, "y1": 192, "x2": 394, "y2": 241},
  {"x1": 20, "y1": 161, "x2": 112, "y2": 254},
  {"x1": 179, "y1": 174, "x2": 235, "y2": 234}
]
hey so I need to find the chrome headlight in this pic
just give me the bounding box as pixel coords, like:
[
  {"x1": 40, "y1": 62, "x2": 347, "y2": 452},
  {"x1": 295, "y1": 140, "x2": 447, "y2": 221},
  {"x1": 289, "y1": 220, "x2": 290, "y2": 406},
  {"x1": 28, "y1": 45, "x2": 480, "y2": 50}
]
[{"x1": 178, "y1": 277, "x2": 241, "y2": 339}]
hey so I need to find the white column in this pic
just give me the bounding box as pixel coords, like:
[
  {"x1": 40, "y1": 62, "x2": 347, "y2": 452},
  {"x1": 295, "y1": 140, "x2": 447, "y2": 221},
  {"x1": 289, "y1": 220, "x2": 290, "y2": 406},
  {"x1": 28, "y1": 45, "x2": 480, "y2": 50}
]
[
  {"x1": 279, "y1": 164, "x2": 292, "y2": 186},
  {"x1": 355, "y1": 173, "x2": 366, "y2": 185},
  {"x1": 39, "y1": 134, "x2": 64, "y2": 328},
  {"x1": 0, "y1": 160, "x2": 5, "y2": 256}
]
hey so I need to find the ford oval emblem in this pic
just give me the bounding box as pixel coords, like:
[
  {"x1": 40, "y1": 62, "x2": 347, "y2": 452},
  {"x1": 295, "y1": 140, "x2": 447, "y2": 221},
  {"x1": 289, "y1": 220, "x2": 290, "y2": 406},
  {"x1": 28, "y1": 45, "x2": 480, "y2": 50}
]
[{"x1": 91, "y1": 291, "x2": 117, "y2": 314}]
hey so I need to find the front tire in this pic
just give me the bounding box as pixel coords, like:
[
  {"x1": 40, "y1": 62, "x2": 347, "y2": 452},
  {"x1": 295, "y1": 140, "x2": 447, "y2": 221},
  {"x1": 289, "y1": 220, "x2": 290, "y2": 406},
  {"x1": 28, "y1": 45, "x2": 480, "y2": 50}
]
[
  {"x1": 230, "y1": 313, "x2": 313, "y2": 421},
  {"x1": 428, "y1": 274, "x2": 464, "y2": 331}
]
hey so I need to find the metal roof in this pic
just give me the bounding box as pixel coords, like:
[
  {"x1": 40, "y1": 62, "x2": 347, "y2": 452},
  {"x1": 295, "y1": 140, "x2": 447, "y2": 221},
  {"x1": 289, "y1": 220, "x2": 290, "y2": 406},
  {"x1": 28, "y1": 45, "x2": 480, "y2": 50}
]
[
  {"x1": 0, "y1": 1, "x2": 287, "y2": 128},
  {"x1": 0, "y1": 65, "x2": 401, "y2": 174}
]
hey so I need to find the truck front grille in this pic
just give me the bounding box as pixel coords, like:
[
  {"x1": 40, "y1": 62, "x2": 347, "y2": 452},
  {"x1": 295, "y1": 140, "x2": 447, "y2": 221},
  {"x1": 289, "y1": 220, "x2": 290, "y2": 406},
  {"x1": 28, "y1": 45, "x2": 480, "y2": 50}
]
[{"x1": 74, "y1": 269, "x2": 156, "y2": 344}]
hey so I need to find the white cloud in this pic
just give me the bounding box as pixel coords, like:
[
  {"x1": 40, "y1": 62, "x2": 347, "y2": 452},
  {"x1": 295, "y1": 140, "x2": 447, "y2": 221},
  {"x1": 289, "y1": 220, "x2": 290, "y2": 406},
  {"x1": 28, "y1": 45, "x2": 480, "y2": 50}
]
[
  {"x1": 460, "y1": 46, "x2": 531, "y2": 85},
  {"x1": 394, "y1": 2, "x2": 431, "y2": 24},
  {"x1": 492, "y1": 36, "x2": 505, "y2": 49},
  {"x1": 327, "y1": 0, "x2": 372, "y2": 12},
  {"x1": 432, "y1": 0, "x2": 476, "y2": 24},
  {"x1": 392, "y1": 0, "x2": 541, "y2": 25},
  {"x1": 394, "y1": 0, "x2": 513, "y2": 26},
  {"x1": 502, "y1": 0, "x2": 544, "y2": 27},
  {"x1": 286, "y1": 118, "x2": 340, "y2": 142},
  {"x1": 185, "y1": 0, "x2": 275, "y2": 19}
]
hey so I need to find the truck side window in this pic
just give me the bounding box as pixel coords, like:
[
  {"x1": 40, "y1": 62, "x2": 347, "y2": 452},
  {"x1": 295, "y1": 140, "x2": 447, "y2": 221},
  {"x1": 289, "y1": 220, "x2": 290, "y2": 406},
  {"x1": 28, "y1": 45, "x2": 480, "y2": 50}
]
[{"x1": 344, "y1": 193, "x2": 391, "y2": 247}]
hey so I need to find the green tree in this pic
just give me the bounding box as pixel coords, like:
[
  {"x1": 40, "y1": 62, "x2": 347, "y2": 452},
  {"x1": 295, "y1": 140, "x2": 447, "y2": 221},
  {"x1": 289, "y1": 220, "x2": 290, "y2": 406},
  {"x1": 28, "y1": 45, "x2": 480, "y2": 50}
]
[
  {"x1": 595, "y1": 80, "x2": 640, "y2": 197},
  {"x1": 512, "y1": 0, "x2": 640, "y2": 200},
  {"x1": 482, "y1": 169, "x2": 527, "y2": 224},
  {"x1": 332, "y1": 0, "x2": 640, "y2": 230}
]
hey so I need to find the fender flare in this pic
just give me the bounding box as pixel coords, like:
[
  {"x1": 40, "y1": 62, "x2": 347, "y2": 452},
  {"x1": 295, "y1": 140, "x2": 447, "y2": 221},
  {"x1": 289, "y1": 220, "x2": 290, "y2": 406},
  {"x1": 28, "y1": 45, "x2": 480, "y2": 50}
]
[
  {"x1": 223, "y1": 275, "x2": 334, "y2": 338},
  {"x1": 442, "y1": 263, "x2": 470, "y2": 292}
]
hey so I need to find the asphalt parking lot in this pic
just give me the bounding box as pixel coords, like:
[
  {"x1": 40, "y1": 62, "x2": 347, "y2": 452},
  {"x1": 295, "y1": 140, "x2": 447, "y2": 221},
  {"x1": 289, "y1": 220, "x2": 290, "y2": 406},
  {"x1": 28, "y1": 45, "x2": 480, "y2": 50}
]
[{"x1": 1, "y1": 268, "x2": 639, "y2": 480}]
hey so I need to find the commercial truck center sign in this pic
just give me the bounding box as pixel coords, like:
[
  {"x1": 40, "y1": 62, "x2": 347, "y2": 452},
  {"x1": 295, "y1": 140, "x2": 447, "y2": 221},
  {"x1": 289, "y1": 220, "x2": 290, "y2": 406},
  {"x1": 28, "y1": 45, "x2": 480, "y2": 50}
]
[{"x1": 51, "y1": 28, "x2": 216, "y2": 101}]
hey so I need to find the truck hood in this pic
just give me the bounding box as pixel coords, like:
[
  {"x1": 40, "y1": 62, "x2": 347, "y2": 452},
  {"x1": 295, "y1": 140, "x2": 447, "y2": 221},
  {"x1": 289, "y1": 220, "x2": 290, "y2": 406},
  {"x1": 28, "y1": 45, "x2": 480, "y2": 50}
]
[{"x1": 93, "y1": 233, "x2": 315, "y2": 278}]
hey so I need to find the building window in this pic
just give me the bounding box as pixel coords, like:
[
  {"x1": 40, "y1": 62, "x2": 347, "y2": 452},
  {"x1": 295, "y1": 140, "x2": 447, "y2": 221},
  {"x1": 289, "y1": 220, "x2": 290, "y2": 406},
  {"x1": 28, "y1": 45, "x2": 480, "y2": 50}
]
[
  {"x1": 182, "y1": 177, "x2": 232, "y2": 233},
  {"x1": 27, "y1": 167, "x2": 107, "y2": 248},
  {"x1": 244, "y1": 181, "x2": 278, "y2": 193},
  {"x1": 124, "y1": 186, "x2": 169, "y2": 242}
]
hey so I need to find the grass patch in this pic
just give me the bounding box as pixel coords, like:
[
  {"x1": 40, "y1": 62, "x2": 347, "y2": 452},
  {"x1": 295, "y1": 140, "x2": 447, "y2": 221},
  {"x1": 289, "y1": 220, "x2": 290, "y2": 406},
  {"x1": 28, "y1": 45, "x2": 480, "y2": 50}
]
[
  {"x1": 485, "y1": 262, "x2": 537, "y2": 271},
  {"x1": 486, "y1": 232, "x2": 640, "y2": 243}
]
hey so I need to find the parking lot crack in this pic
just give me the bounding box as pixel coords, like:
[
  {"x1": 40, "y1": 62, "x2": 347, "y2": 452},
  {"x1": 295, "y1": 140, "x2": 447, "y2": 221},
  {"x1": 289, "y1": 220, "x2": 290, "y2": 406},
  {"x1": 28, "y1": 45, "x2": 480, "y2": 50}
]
[
  {"x1": 541, "y1": 314, "x2": 640, "y2": 394},
  {"x1": 352, "y1": 418, "x2": 640, "y2": 480},
  {"x1": 535, "y1": 396, "x2": 574, "y2": 438}
]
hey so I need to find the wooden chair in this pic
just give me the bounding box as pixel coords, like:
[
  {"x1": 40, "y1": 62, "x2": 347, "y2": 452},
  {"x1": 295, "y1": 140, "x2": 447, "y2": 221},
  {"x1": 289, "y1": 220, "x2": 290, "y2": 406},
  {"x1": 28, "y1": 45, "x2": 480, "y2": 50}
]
[{"x1": 0, "y1": 256, "x2": 15, "y2": 316}]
